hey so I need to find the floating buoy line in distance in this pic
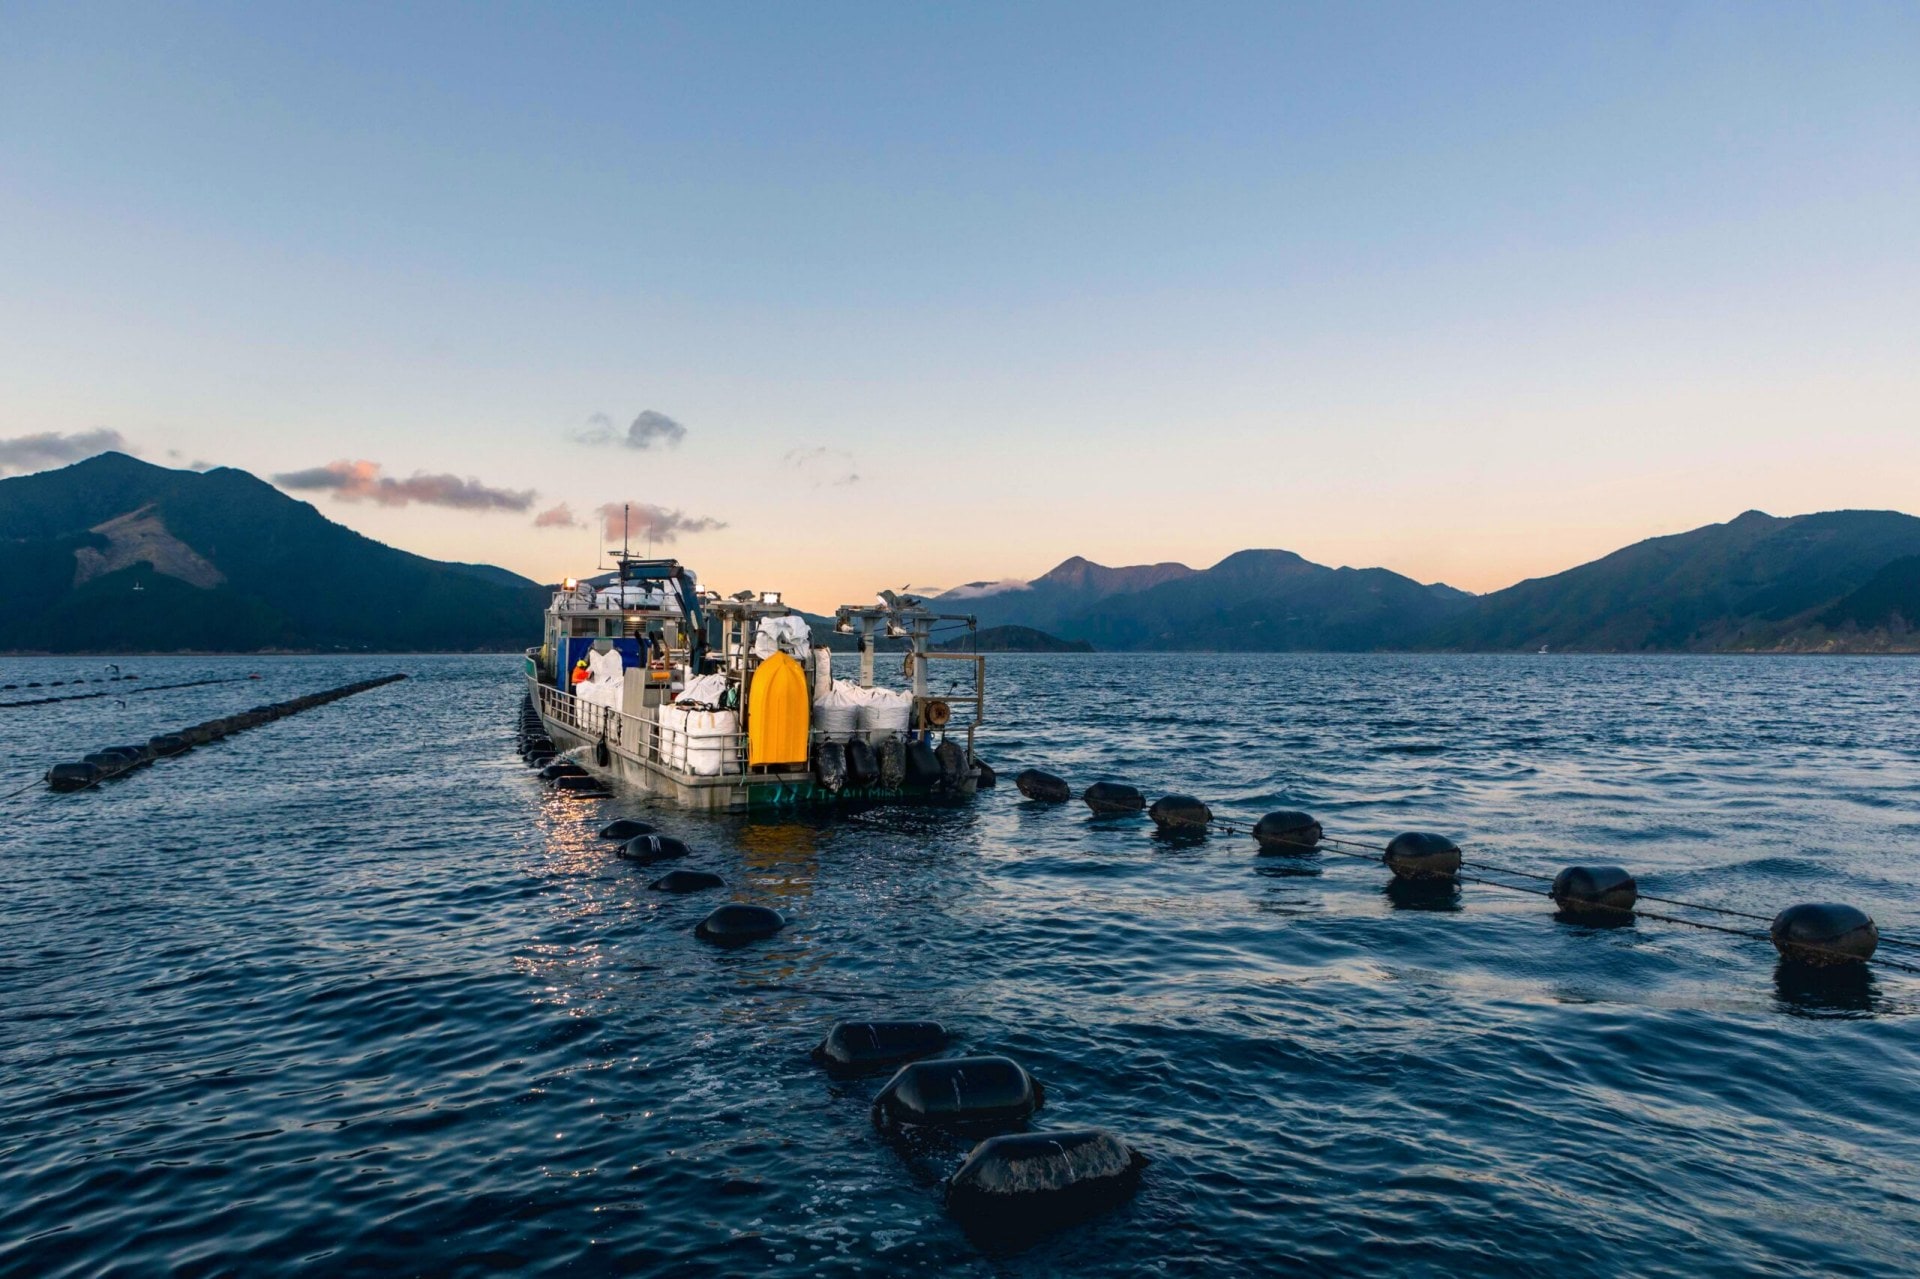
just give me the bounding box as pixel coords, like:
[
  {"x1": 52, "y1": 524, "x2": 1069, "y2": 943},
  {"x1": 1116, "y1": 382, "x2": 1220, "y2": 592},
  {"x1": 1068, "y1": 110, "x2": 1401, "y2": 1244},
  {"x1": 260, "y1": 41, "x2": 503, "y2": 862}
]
[{"x1": 4, "y1": 675, "x2": 410, "y2": 802}]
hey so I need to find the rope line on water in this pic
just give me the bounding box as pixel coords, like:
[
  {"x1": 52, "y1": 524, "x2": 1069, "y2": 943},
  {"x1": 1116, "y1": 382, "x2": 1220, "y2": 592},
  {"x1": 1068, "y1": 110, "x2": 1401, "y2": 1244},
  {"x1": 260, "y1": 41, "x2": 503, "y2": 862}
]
[
  {"x1": 1202, "y1": 818, "x2": 1920, "y2": 974},
  {"x1": 0, "y1": 674, "x2": 257, "y2": 710}
]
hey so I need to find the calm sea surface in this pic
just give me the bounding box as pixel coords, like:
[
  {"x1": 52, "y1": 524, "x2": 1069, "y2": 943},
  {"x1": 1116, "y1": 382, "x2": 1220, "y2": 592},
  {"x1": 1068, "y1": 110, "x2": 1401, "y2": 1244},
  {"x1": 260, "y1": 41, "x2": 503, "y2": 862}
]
[{"x1": 3, "y1": 653, "x2": 1919, "y2": 1276}]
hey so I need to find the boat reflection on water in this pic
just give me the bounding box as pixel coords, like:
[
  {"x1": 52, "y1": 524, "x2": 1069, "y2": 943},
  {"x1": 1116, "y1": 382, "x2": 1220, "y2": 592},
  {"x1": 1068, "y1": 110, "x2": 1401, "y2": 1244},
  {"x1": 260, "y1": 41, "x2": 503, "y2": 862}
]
[{"x1": 733, "y1": 819, "x2": 822, "y2": 905}]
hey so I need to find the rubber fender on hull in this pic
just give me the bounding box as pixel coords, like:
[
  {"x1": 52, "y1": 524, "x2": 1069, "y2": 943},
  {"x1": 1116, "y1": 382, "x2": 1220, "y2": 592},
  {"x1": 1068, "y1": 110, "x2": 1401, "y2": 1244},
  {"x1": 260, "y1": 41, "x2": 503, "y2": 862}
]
[
  {"x1": 877, "y1": 737, "x2": 906, "y2": 790},
  {"x1": 935, "y1": 739, "x2": 968, "y2": 790},
  {"x1": 871, "y1": 1056, "x2": 1041, "y2": 1132},
  {"x1": 844, "y1": 738, "x2": 880, "y2": 788},
  {"x1": 1015, "y1": 769, "x2": 1071, "y2": 803},
  {"x1": 812, "y1": 740, "x2": 847, "y2": 793},
  {"x1": 1252, "y1": 810, "x2": 1322, "y2": 853},
  {"x1": 695, "y1": 903, "x2": 785, "y2": 946},
  {"x1": 1771, "y1": 903, "x2": 1878, "y2": 965},
  {"x1": 904, "y1": 739, "x2": 942, "y2": 787},
  {"x1": 1082, "y1": 782, "x2": 1145, "y2": 815},
  {"x1": 812, "y1": 1020, "x2": 949, "y2": 1077}
]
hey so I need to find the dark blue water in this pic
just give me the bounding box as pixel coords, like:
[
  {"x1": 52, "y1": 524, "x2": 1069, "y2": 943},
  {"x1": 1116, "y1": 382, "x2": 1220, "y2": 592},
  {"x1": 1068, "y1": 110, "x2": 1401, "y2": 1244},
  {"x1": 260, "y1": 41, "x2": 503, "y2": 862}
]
[{"x1": 4, "y1": 653, "x2": 1919, "y2": 1276}]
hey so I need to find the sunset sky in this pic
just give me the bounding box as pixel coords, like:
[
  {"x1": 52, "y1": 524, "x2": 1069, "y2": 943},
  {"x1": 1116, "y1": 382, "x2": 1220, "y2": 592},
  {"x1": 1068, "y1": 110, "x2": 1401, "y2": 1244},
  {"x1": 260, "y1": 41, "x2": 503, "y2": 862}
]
[{"x1": 3, "y1": 2, "x2": 1917, "y2": 612}]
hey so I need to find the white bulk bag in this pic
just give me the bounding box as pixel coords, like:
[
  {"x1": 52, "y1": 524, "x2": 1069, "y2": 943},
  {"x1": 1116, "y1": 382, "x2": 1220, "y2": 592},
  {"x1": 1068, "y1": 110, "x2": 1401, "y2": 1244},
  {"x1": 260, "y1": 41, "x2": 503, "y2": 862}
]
[
  {"x1": 657, "y1": 703, "x2": 690, "y2": 768},
  {"x1": 751, "y1": 615, "x2": 812, "y2": 661},
  {"x1": 676, "y1": 672, "x2": 729, "y2": 706},
  {"x1": 684, "y1": 709, "x2": 739, "y2": 777},
  {"x1": 855, "y1": 687, "x2": 913, "y2": 739},
  {"x1": 813, "y1": 681, "x2": 861, "y2": 742}
]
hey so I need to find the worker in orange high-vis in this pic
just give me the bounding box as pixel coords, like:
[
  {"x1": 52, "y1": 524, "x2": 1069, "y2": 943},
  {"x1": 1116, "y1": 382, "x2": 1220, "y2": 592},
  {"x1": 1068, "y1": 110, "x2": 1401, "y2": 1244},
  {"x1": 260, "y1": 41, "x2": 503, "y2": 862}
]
[{"x1": 571, "y1": 658, "x2": 590, "y2": 685}]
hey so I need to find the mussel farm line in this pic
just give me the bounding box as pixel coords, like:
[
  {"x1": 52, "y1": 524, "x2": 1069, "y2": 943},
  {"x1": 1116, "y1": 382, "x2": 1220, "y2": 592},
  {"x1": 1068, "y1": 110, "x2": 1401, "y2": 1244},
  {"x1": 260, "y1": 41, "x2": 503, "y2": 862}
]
[
  {"x1": 513, "y1": 696, "x2": 1153, "y2": 1237},
  {"x1": 36, "y1": 674, "x2": 409, "y2": 795},
  {"x1": 1013, "y1": 769, "x2": 1915, "y2": 975}
]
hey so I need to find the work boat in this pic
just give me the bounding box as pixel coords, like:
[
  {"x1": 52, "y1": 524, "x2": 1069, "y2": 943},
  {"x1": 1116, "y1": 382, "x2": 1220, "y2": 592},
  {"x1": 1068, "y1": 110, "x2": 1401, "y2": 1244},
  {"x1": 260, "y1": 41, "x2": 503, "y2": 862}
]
[{"x1": 525, "y1": 557, "x2": 988, "y2": 811}]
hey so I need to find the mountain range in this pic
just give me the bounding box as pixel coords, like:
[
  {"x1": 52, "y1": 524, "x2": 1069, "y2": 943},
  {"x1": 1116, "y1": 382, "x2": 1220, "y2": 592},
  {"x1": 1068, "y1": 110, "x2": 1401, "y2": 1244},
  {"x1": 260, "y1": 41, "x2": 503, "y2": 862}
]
[
  {"x1": 3, "y1": 453, "x2": 1918, "y2": 653},
  {"x1": 938, "y1": 511, "x2": 1920, "y2": 653}
]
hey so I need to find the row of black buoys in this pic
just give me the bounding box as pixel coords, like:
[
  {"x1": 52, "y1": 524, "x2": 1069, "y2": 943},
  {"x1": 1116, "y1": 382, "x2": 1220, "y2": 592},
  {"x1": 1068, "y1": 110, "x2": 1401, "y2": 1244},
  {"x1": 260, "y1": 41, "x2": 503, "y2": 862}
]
[
  {"x1": 41, "y1": 674, "x2": 406, "y2": 792},
  {"x1": 1020, "y1": 779, "x2": 1899, "y2": 972},
  {"x1": 808, "y1": 1016, "x2": 1145, "y2": 1240},
  {"x1": 1083, "y1": 782, "x2": 1145, "y2": 815}
]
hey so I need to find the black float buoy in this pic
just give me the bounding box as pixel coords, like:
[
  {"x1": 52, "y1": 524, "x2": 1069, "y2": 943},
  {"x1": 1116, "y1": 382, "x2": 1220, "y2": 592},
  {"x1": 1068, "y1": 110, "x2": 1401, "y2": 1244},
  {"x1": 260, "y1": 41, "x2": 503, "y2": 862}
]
[
  {"x1": 44, "y1": 761, "x2": 101, "y2": 792},
  {"x1": 648, "y1": 869, "x2": 725, "y2": 893},
  {"x1": 871, "y1": 1055, "x2": 1041, "y2": 1132},
  {"x1": 1252, "y1": 810, "x2": 1322, "y2": 853},
  {"x1": 844, "y1": 738, "x2": 880, "y2": 788},
  {"x1": 1149, "y1": 794, "x2": 1212, "y2": 831},
  {"x1": 620, "y1": 834, "x2": 691, "y2": 863},
  {"x1": 695, "y1": 903, "x2": 786, "y2": 946},
  {"x1": 599, "y1": 819, "x2": 656, "y2": 841},
  {"x1": 1551, "y1": 865, "x2": 1637, "y2": 916},
  {"x1": 812, "y1": 1020, "x2": 949, "y2": 1077},
  {"x1": 539, "y1": 761, "x2": 588, "y2": 781},
  {"x1": 1015, "y1": 769, "x2": 1072, "y2": 803},
  {"x1": 551, "y1": 774, "x2": 604, "y2": 793},
  {"x1": 973, "y1": 757, "x2": 997, "y2": 788},
  {"x1": 1771, "y1": 903, "x2": 1879, "y2": 965},
  {"x1": 945, "y1": 1129, "x2": 1146, "y2": 1232},
  {"x1": 1082, "y1": 782, "x2": 1145, "y2": 815},
  {"x1": 1384, "y1": 831, "x2": 1461, "y2": 880}
]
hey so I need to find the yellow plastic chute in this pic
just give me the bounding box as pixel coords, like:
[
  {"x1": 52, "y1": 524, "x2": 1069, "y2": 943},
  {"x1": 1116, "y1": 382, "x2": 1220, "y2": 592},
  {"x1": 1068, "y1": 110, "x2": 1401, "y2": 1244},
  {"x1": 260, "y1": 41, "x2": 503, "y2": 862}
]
[{"x1": 747, "y1": 651, "x2": 810, "y2": 767}]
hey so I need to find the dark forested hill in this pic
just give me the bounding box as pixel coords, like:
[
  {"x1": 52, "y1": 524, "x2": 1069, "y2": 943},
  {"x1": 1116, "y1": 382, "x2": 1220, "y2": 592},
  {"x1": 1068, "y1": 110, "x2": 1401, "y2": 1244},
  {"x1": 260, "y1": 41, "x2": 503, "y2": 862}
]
[{"x1": 0, "y1": 453, "x2": 547, "y2": 652}]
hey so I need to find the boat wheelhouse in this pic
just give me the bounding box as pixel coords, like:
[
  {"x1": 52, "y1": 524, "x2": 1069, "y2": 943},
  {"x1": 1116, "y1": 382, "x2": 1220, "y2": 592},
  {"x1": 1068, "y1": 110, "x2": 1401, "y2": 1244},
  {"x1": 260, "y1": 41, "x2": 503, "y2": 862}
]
[{"x1": 525, "y1": 557, "x2": 987, "y2": 810}]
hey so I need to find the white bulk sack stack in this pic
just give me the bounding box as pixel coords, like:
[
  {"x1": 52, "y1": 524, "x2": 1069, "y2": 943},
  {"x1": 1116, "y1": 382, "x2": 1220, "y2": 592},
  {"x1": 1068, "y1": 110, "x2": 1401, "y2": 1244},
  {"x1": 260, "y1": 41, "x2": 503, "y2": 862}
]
[{"x1": 813, "y1": 681, "x2": 861, "y2": 742}]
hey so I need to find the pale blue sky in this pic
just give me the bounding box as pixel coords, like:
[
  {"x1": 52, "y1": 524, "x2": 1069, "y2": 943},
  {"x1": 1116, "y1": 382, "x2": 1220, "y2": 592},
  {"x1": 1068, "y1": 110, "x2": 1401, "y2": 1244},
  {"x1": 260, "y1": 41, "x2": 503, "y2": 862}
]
[{"x1": 3, "y1": 2, "x2": 1916, "y2": 608}]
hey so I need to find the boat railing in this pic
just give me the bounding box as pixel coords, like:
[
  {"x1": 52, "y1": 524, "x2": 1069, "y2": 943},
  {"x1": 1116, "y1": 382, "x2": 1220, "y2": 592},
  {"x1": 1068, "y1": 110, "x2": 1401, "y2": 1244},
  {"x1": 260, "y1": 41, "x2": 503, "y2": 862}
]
[{"x1": 534, "y1": 681, "x2": 760, "y2": 779}]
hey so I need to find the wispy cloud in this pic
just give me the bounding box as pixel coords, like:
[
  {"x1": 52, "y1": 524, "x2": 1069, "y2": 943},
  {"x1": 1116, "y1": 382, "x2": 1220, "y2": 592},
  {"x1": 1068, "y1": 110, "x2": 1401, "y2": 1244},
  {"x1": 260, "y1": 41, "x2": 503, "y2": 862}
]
[
  {"x1": 272, "y1": 459, "x2": 536, "y2": 512},
  {"x1": 594, "y1": 500, "x2": 726, "y2": 545},
  {"x1": 534, "y1": 502, "x2": 580, "y2": 528},
  {"x1": 941, "y1": 578, "x2": 1032, "y2": 599},
  {"x1": 574, "y1": 409, "x2": 688, "y2": 451},
  {"x1": 0, "y1": 428, "x2": 132, "y2": 476},
  {"x1": 782, "y1": 446, "x2": 860, "y2": 487}
]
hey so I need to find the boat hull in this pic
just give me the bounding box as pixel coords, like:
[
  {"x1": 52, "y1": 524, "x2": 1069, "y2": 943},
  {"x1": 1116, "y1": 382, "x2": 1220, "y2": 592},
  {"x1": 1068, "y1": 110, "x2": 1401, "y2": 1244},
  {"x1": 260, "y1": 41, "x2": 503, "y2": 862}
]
[{"x1": 528, "y1": 675, "x2": 976, "y2": 812}]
